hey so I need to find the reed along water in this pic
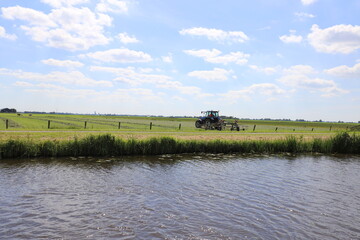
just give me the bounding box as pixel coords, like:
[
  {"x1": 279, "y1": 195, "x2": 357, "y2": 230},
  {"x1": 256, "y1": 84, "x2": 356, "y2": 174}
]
[{"x1": 1, "y1": 154, "x2": 360, "y2": 239}]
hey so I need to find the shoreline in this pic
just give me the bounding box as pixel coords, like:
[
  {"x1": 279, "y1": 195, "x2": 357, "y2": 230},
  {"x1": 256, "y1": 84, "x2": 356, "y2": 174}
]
[{"x1": 0, "y1": 132, "x2": 359, "y2": 159}]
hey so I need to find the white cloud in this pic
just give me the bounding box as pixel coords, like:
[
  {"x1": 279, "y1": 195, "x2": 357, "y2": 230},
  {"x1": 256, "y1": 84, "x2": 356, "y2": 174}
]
[
  {"x1": 249, "y1": 65, "x2": 278, "y2": 75},
  {"x1": 207, "y1": 52, "x2": 249, "y2": 65},
  {"x1": 138, "y1": 68, "x2": 156, "y2": 73},
  {"x1": 25, "y1": 84, "x2": 102, "y2": 99},
  {"x1": 325, "y1": 63, "x2": 360, "y2": 79},
  {"x1": 294, "y1": 12, "x2": 315, "y2": 20},
  {"x1": 0, "y1": 26, "x2": 17, "y2": 40},
  {"x1": 184, "y1": 49, "x2": 250, "y2": 65},
  {"x1": 0, "y1": 68, "x2": 112, "y2": 87},
  {"x1": 278, "y1": 65, "x2": 348, "y2": 97},
  {"x1": 15, "y1": 81, "x2": 162, "y2": 102},
  {"x1": 83, "y1": 48, "x2": 152, "y2": 63},
  {"x1": 117, "y1": 32, "x2": 139, "y2": 44},
  {"x1": 308, "y1": 24, "x2": 360, "y2": 54},
  {"x1": 279, "y1": 75, "x2": 348, "y2": 97},
  {"x1": 106, "y1": 88, "x2": 162, "y2": 102},
  {"x1": 90, "y1": 66, "x2": 211, "y2": 97},
  {"x1": 283, "y1": 65, "x2": 317, "y2": 75},
  {"x1": 301, "y1": 0, "x2": 317, "y2": 5},
  {"x1": 1, "y1": 6, "x2": 56, "y2": 27},
  {"x1": 183, "y1": 49, "x2": 221, "y2": 59},
  {"x1": 221, "y1": 83, "x2": 287, "y2": 101},
  {"x1": 1, "y1": 6, "x2": 112, "y2": 51},
  {"x1": 162, "y1": 53, "x2": 173, "y2": 63},
  {"x1": 179, "y1": 27, "x2": 249, "y2": 44},
  {"x1": 42, "y1": 58, "x2": 84, "y2": 68},
  {"x1": 188, "y1": 68, "x2": 233, "y2": 82},
  {"x1": 90, "y1": 66, "x2": 170, "y2": 86},
  {"x1": 280, "y1": 30, "x2": 303, "y2": 43},
  {"x1": 41, "y1": 0, "x2": 89, "y2": 8},
  {"x1": 96, "y1": 0, "x2": 129, "y2": 14},
  {"x1": 13, "y1": 81, "x2": 34, "y2": 87}
]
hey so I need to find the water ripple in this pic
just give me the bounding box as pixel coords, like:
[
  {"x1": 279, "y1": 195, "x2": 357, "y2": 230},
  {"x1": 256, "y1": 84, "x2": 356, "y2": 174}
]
[{"x1": 1, "y1": 155, "x2": 360, "y2": 239}]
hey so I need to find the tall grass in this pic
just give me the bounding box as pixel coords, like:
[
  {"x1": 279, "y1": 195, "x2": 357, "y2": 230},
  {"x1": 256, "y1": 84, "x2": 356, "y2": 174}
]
[{"x1": 0, "y1": 132, "x2": 359, "y2": 159}]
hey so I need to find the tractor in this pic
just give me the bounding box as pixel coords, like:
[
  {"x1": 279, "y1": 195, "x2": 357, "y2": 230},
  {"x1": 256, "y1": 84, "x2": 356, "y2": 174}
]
[
  {"x1": 195, "y1": 110, "x2": 243, "y2": 131},
  {"x1": 195, "y1": 110, "x2": 224, "y2": 130}
]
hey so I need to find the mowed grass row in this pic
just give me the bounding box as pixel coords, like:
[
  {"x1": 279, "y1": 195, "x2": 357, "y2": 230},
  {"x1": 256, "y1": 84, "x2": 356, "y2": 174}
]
[
  {"x1": 0, "y1": 113, "x2": 196, "y2": 131},
  {"x1": 1, "y1": 132, "x2": 359, "y2": 159},
  {"x1": 1, "y1": 113, "x2": 358, "y2": 133}
]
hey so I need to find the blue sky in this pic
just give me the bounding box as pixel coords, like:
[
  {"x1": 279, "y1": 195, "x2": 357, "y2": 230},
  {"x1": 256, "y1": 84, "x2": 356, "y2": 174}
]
[{"x1": 0, "y1": 0, "x2": 359, "y2": 122}]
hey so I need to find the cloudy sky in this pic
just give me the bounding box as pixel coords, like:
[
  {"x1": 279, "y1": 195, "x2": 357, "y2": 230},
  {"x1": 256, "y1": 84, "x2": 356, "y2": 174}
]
[{"x1": 1, "y1": 0, "x2": 359, "y2": 121}]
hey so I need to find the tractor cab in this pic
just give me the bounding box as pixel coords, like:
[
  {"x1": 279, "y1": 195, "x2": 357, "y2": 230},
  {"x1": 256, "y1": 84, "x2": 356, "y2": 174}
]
[{"x1": 201, "y1": 111, "x2": 219, "y2": 119}]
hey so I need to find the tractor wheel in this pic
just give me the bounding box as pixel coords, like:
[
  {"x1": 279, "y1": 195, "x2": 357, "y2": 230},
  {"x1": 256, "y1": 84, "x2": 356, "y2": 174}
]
[
  {"x1": 205, "y1": 119, "x2": 211, "y2": 130},
  {"x1": 195, "y1": 120, "x2": 202, "y2": 128}
]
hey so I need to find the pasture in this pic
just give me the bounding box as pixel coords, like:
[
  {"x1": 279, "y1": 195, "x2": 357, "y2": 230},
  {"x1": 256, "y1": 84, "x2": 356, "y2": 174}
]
[{"x1": 0, "y1": 113, "x2": 358, "y2": 142}]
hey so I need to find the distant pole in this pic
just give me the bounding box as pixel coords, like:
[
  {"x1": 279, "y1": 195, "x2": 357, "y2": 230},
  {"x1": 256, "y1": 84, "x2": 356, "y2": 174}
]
[
  {"x1": 150, "y1": 122, "x2": 152, "y2": 130},
  {"x1": 118, "y1": 122, "x2": 121, "y2": 129},
  {"x1": 48, "y1": 120, "x2": 51, "y2": 129},
  {"x1": 253, "y1": 125, "x2": 256, "y2": 131},
  {"x1": 84, "y1": 121, "x2": 87, "y2": 129},
  {"x1": 6, "y1": 119, "x2": 8, "y2": 129},
  {"x1": 179, "y1": 123, "x2": 182, "y2": 130}
]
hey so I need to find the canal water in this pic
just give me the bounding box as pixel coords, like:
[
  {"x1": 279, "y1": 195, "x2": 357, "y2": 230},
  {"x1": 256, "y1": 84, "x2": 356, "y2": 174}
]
[{"x1": 0, "y1": 154, "x2": 359, "y2": 239}]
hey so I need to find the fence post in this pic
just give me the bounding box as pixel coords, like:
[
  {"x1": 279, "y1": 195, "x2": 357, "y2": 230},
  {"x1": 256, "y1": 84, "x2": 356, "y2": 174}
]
[
  {"x1": 118, "y1": 122, "x2": 121, "y2": 129},
  {"x1": 6, "y1": 119, "x2": 8, "y2": 129},
  {"x1": 179, "y1": 123, "x2": 181, "y2": 130},
  {"x1": 253, "y1": 125, "x2": 256, "y2": 131},
  {"x1": 275, "y1": 127, "x2": 278, "y2": 132},
  {"x1": 48, "y1": 120, "x2": 51, "y2": 129},
  {"x1": 330, "y1": 126, "x2": 332, "y2": 131},
  {"x1": 84, "y1": 121, "x2": 87, "y2": 129},
  {"x1": 150, "y1": 122, "x2": 152, "y2": 130},
  {"x1": 312, "y1": 128, "x2": 314, "y2": 132}
]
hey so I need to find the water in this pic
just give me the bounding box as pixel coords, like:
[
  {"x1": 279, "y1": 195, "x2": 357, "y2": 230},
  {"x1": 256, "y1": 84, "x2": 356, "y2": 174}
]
[{"x1": 1, "y1": 154, "x2": 360, "y2": 239}]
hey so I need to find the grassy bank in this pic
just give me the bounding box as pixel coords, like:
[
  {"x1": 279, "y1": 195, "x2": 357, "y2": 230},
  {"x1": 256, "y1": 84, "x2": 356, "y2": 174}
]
[{"x1": 0, "y1": 132, "x2": 359, "y2": 159}]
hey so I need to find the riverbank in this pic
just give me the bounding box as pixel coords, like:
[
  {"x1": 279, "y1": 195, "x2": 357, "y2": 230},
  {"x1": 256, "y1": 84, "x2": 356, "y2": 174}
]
[{"x1": 0, "y1": 132, "x2": 359, "y2": 159}]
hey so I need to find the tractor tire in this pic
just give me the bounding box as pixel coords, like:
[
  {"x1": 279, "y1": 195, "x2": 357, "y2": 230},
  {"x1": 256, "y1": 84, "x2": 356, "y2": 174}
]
[
  {"x1": 195, "y1": 120, "x2": 202, "y2": 128},
  {"x1": 205, "y1": 119, "x2": 211, "y2": 130}
]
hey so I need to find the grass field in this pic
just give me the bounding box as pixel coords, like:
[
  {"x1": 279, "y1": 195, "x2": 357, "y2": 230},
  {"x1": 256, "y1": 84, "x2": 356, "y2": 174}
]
[
  {"x1": 1, "y1": 113, "x2": 359, "y2": 158},
  {"x1": 0, "y1": 113, "x2": 359, "y2": 142}
]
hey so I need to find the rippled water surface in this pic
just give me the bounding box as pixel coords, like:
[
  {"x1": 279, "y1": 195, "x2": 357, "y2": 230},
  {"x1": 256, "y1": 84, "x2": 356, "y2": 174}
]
[{"x1": 1, "y1": 154, "x2": 360, "y2": 239}]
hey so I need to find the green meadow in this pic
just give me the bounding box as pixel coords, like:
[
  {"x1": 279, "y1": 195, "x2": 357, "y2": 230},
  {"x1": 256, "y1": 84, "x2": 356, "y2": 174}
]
[
  {"x1": 0, "y1": 113, "x2": 359, "y2": 158},
  {"x1": 0, "y1": 113, "x2": 359, "y2": 149},
  {"x1": 1, "y1": 113, "x2": 358, "y2": 132}
]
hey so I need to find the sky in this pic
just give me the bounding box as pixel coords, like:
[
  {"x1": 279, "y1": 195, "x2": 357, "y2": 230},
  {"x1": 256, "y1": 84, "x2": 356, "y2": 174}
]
[{"x1": 0, "y1": 0, "x2": 359, "y2": 122}]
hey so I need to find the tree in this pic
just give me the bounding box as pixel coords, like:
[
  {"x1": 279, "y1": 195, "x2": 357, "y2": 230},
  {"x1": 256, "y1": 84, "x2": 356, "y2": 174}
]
[{"x1": 0, "y1": 108, "x2": 17, "y2": 113}]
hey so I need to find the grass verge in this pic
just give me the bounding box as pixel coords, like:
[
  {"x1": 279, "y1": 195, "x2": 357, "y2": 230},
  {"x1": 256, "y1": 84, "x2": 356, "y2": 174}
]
[{"x1": 0, "y1": 132, "x2": 359, "y2": 159}]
